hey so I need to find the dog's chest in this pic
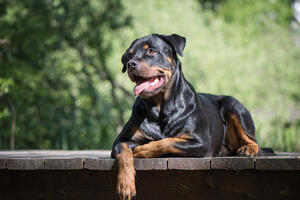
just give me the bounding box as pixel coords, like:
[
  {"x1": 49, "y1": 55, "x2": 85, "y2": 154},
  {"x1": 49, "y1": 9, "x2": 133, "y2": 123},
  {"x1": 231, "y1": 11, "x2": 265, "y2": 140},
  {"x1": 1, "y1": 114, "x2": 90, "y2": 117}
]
[
  {"x1": 139, "y1": 118, "x2": 164, "y2": 140},
  {"x1": 139, "y1": 107, "x2": 178, "y2": 140}
]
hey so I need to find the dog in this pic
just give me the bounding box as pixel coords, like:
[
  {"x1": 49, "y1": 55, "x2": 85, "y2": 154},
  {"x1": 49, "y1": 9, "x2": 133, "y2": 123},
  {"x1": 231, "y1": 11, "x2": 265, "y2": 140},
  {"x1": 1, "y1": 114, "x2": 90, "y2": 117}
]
[{"x1": 111, "y1": 33, "x2": 272, "y2": 200}]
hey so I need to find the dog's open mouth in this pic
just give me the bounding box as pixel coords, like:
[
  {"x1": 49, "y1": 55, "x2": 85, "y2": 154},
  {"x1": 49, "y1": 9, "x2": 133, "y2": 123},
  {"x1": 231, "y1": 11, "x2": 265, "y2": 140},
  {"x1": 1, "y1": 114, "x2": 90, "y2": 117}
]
[{"x1": 134, "y1": 75, "x2": 165, "y2": 96}]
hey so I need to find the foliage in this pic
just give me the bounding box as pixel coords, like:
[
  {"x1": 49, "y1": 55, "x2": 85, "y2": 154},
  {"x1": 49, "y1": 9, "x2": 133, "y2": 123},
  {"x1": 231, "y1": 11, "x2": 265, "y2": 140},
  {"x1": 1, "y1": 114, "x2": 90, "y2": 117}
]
[
  {"x1": 0, "y1": 0, "x2": 299, "y2": 151},
  {"x1": 0, "y1": 0, "x2": 132, "y2": 149}
]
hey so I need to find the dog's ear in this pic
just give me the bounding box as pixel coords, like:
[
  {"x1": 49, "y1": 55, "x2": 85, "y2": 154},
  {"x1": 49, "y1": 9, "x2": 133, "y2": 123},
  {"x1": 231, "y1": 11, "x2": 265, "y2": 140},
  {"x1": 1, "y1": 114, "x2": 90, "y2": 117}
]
[
  {"x1": 156, "y1": 34, "x2": 186, "y2": 57},
  {"x1": 121, "y1": 51, "x2": 128, "y2": 73}
]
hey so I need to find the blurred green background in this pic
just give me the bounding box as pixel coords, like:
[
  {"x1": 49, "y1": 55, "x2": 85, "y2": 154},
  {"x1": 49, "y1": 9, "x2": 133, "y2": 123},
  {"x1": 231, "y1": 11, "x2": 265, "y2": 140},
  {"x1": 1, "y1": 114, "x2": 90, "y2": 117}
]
[{"x1": 0, "y1": 0, "x2": 300, "y2": 152}]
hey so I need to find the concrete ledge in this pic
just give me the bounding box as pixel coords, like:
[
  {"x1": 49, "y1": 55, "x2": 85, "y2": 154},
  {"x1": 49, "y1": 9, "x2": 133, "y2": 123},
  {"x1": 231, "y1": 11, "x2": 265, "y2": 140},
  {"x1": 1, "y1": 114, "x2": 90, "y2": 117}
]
[
  {"x1": 211, "y1": 157, "x2": 254, "y2": 170},
  {"x1": 168, "y1": 157, "x2": 210, "y2": 170},
  {"x1": 6, "y1": 158, "x2": 44, "y2": 170},
  {"x1": 0, "y1": 150, "x2": 299, "y2": 170},
  {"x1": 45, "y1": 158, "x2": 84, "y2": 170},
  {"x1": 255, "y1": 157, "x2": 300, "y2": 170},
  {"x1": 0, "y1": 159, "x2": 6, "y2": 169},
  {"x1": 84, "y1": 158, "x2": 116, "y2": 170},
  {"x1": 0, "y1": 150, "x2": 300, "y2": 200},
  {"x1": 134, "y1": 158, "x2": 168, "y2": 170}
]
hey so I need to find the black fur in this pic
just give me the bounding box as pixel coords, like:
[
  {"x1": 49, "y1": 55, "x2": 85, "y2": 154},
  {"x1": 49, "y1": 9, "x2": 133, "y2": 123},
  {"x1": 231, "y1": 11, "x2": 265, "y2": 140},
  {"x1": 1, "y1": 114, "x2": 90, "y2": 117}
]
[{"x1": 112, "y1": 33, "x2": 273, "y2": 158}]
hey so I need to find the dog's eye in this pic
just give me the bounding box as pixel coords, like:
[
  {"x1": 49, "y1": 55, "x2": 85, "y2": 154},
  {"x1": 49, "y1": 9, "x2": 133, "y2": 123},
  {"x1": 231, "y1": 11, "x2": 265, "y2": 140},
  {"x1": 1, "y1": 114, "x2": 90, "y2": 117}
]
[{"x1": 147, "y1": 48, "x2": 157, "y2": 55}]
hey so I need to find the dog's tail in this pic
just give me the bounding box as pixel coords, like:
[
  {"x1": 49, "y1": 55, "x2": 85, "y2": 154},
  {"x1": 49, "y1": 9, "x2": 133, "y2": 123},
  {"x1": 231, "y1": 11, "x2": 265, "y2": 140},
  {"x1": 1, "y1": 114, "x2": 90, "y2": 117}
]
[{"x1": 256, "y1": 147, "x2": 276, "y2": 156}]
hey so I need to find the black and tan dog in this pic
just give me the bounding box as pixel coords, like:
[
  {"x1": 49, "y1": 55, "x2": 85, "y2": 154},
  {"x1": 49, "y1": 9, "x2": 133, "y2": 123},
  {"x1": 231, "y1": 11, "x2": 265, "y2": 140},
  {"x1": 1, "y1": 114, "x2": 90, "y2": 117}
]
[{"x1": 111, "y1": 33, "x2": 272, "y2": 200}]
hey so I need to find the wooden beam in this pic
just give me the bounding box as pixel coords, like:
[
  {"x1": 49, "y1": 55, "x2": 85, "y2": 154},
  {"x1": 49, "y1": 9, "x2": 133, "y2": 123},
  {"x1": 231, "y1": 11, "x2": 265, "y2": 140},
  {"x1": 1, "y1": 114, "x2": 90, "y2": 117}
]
[{"x1": 0, "y1": 150, "x2": 299, "y2": 170}]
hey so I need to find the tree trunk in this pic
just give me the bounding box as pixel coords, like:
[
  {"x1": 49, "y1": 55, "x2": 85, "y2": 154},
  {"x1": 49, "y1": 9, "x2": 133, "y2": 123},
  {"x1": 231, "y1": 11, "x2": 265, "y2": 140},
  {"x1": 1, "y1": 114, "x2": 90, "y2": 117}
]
[{"x1": 10, "y1": 103, "x2": 16, "y2": 150}]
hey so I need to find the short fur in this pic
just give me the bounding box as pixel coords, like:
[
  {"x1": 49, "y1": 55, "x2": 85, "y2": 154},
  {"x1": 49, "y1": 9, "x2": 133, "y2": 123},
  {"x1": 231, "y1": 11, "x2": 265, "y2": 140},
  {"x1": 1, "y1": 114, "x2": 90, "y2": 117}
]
[{"x1": 111, "y1": 34, "x2": 273, "y2": 200}]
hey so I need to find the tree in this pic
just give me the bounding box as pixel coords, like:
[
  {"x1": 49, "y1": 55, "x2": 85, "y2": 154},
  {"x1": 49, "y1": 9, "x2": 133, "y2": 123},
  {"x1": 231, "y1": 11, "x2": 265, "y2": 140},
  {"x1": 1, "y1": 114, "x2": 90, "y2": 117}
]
[{"x1": 0, "y1": 0, "x2": 132, "y2": 149}]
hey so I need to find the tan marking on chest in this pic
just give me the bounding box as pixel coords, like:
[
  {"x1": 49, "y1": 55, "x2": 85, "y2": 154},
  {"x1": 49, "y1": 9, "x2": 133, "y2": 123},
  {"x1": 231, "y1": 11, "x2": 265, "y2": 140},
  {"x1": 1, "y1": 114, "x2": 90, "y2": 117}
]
[{"x1": 143, "y1": 44, "x2": 149, "y2": 49}]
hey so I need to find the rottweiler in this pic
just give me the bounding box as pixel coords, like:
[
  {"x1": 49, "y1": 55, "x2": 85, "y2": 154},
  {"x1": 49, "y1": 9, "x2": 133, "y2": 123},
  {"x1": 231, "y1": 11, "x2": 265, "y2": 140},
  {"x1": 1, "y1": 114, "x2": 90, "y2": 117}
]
[{"x1": 111, "y1": 33, "x2": 273, "y2": 200}]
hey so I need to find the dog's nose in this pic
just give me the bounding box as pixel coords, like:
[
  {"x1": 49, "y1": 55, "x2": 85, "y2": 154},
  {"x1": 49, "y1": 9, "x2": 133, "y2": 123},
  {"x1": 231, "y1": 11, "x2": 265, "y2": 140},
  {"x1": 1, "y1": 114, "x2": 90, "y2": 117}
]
[{"x1": 128, "y1": 59, "x2": 140, "y2": 70}]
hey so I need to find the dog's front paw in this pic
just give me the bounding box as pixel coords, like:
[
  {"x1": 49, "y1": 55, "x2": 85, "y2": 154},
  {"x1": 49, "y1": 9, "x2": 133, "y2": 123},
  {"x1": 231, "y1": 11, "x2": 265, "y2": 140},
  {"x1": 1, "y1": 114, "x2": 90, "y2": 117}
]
[
  {"x1": 237, "y1": 144, "x2": 259, "y2": 157},
  {"x1": 133, "y1": 145, "x2": 156, "y2": 158},
  {"x1": 133, "y1": 145, "x2": 147, "y2": 158},
  {"x1": 116, "y1": 171, "x2": 136, "y2": 200}
]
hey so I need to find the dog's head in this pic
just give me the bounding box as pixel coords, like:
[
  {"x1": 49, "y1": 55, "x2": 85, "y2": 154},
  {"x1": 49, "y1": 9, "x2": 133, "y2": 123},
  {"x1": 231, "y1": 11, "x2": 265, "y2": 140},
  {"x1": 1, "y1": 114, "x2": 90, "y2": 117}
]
[{"x1": 121, "y1": 34, "x2": 186, "y2": 98}]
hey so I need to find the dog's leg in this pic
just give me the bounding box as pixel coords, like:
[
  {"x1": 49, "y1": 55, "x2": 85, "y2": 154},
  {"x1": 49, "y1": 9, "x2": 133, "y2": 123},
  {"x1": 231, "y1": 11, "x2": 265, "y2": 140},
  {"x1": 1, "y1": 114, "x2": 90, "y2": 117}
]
[
  {"x1": 114, "y1": 142, "x2": 136, "y2": 200},
  {"x1": 133, "y1": 134, "x2": 205, "y2": 158},
  {"x1": 226, "y1": 114, "x2": 259, "y2": 156},
  {"x1": 219, "y1": 96, "x2": 259, "y2": 157}
]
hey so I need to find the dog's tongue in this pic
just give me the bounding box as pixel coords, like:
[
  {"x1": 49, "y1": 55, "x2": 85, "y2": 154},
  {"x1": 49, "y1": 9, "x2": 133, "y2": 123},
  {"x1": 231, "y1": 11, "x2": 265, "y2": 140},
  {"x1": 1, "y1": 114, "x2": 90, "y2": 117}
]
[
  {"x1": 134, "y1": 78, "x2": 152, "y2": 96},
  {"x1": 134, "y1": 82, "x2": 149, "y2": 96},
  {"x1": 134, "y1": 77, "x2": 155, "y2": 96}
]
